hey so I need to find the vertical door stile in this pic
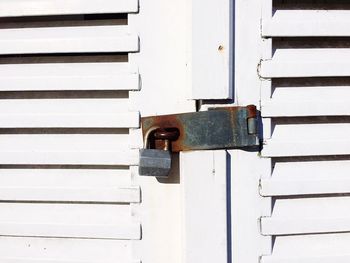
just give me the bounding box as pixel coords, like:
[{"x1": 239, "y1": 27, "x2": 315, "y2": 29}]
[
  {"x1": 181, "y1": 151, "x2": 228, "y2": 263},
  {"x1": 128, "y1": 0, "x2": 196, "y2": 261},
  {"x1": 191, "y1": 0, "x2": 233, "y2": 99}
]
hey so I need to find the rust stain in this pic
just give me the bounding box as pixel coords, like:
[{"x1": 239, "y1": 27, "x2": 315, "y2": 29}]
[
  {"x1": 141, "y1": 114, "x2": 186, "y2": 152},
  {"x1": 246, "y1": 104, "x2": 257, "y2": 119},
  {"x1": 141, "y1": 106, "x2": 259, "y2": 152}
]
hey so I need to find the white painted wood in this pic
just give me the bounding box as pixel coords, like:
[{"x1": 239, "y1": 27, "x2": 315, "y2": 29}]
[
  {"x1": 0, "y1": 260, "x2": 139, "y2": 263},
  {"x1": 0, "y1": 203, "x2": 131, "y2": 224},
  {"x1": 0, "y1": 186, "x2": 140, "y2": 203},
  {"x1": 262, "y1": 118, "x2": 272, "y2": 139},
  {"x1": 0, "y1": 98, "x2": 139, "y2": 127},
  {"x1": 262, "y1": 123, "x2": 350, "y2": 157},
  {"x1": 261, "y1": 233, "x2": 350, "y2": 263},
  {"x1": 262, "y1": 255, "x2": 350, "y2": 263},
  {"x1": 0, "y1": 168, "x2": 139, "y2": 202},
  {"x1": 261, "y1": 0, "x2": 273, "y2": 25},
  {"x1": 224, "y1": 0, "x2": 271, "y2": 260},
  {"x1": 0, "y1": 112, "x2": 139, "y2": 128},
  {"x1": 181, "y1": 150, "x2": 228, "y2": 263},
  {"x1": 261, "y1": 160, "x2": 350, "y2": 196},
  {"x1": 0, "y1": 134, "x2": 138, "y2": 165},
  {"x1": 0, "y1": 222, "x2": 140, "y2": 240},
  {"x1": 261, "y1": 196, "x2": 350, "y2": 235},
  {"x1": 0, "y1": 63, "x2": 139, "y2": 91},
  {"x1": 0, "y1": 0, "x2": 138, "y2": 17},
  {"x1": 0, "y1": 26, "x2": 139, "y2": 55},
  {"x1": 0, "y1": 260, "x2": 141, "y2": 263},
  {"x1": 263, "y1": 140, "x2": 350, "y2": 157},
  {"x1": 262, "y1": 86, "x2": 350, "y2": 117},
  {"x1": 0, "y1": 0, "x2": 197, "y2": 257},
  {"x1": 0, "y1": 98, "x2": 132, "y2": 113},
  {"x1": 0, "y1": 150, "x2": 138, "y2": 165},
  {"x1": 191, "y1": 0, "x2": 232, "y2": 99},
  {"x1": 258, "y1": 5, "x2": 350, "y2": 262},
  {"x1": 0, "y1": 260, "x2": 101, "y2": 263},
  {"x1": 262, "y1": 216, "x2": 350, "y2": 236},
  {"x1": 263, "y1": 10, "x2": 350, "y2": 37},
  {"x1": 0, "y1": 259, "x2": 139, "y2": 263},
  {"x1": 0, "y1": 259, "x2": 93, "y2": 263},
  {"x1": 128, "y1": 0, "x2": 196, "y2": 261},
  {"x1": 269, "y1": 122, "x2": 350, "y2": 143},
  {"x1": 0, "y1": 237, "x2": 133, "y2": 263},
  {"x1": 270, "y1": 85, "x2": 350, "y2": 102},
  {"x1": 0, "y1": 203, "x2": 140, "y2": 239},
  {"x1": 229, "y1": 150, "x2": 272, "y2": 262},
  {"x1": 260, "y1": 49, "x2": 350, "y2": 78},
  {"x1": 258, "y1": 1, "x2": 350, "y2": 262},
  {"x1": 0, "y1": 169, "x2": 132, "y2": 188},
  {"x1": 0, "y1": 134, "x2": 130, "y2": 151},
  {"x1": 262, "y1": 101, "x2": 350, "y2": 117}
]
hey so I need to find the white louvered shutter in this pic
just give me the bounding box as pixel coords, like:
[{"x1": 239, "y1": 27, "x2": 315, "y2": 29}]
[
  {"x1": 0, "y1": 1, "x2": 141, "y2": 262},
  {"x1": 260, "y1": 0, "x2": 350, "y2": 262},
  {"x1": 0, "y1": 0, "x2": 198, "y2": 262}
]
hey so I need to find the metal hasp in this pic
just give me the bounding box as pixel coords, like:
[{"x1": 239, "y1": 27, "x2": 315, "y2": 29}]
[{"x1": 141, "y1": 105, "x2": 259, "y2": 152}]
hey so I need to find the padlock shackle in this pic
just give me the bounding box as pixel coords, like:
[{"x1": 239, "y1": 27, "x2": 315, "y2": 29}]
[{"x1": 143, "y1": 126, "x2": 160, "y2": 149}]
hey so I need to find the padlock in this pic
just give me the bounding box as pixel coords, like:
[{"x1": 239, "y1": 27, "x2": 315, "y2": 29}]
[{"x1": 139, "y1": 128, "x2": 173, "y2": 177}]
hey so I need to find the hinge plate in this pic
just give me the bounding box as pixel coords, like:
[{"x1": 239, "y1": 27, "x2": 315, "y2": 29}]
[{"x1": 141, "y1": 105, "x2": 259, "y2": 152}]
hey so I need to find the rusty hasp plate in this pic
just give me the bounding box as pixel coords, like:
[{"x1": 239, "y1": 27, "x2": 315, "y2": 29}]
[{"x1": 141, "y1": 105, "x2": 259, "y2": 152}]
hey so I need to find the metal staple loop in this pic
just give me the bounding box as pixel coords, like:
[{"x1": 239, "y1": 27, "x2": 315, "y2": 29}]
[{"x1": 154, "y1": 129, "x2": 180, "y2": 141}]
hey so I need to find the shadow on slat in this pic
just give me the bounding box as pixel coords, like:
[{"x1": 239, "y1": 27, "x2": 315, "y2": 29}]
[
  {"x1": 0, "y1": 53, "x2": 128, "y2": 64},
  {"x1": 0, "y1": 90, "x2": 129, "y2": 99},
  {"x1": 0, "y1": 164, "x2": 130, "y2": 170},
  {"x1": 0, "y1": 128, "x2": 130, "y2": 134},
  {"x1": 0, "y1": 13, "x2": 127, "y2": 29},
  {"x1": 274, "y1": 0, "x2": 350, "y2": 10},
  {"x1": 273, "y1": 37, "x2": 350, "y2": 49}
]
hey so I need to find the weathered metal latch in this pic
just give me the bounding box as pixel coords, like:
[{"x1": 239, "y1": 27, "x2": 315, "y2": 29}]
[{"x1": 139, "y1": 105, "x2": 259, "y2": 177}]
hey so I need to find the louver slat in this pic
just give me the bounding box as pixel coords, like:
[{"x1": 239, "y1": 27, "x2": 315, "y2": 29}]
[
  {"x1": 262, "y1": 123, "x2": 350, "y2": 157},
  {"x1": 262, "y1": 255, "x2": 350, "y2": 263},
  {"x1": 0, "y1": 26, "x2": 139, "y2": 55},
  {"x1": 0, "y1": 222, "x2": 141, "y2": 240},
  {"x1": 261, "y1": 86, "x2": 350, "y2": 117},
  {"x1": 261, "y1": 197, "x2": 350, "y2": 235},
  {"x1": 0, "y1": 113, "x2": 139, "y2": 128},
  {"x1": 0, "y1": 150, "x2": 139, "y2": 166},
  {"x1": 261, "y1": 233, "x2": 350, "y2": 263},
  {"x1": 261, "y1": 178, "x2": 350, "y2": 197},
  {"x1": 262, "y1": 101, "x2": 350, "y2": 117},
  {"x1": 0, "y1": 99, "x2": 139, "y2": 128},
  {"x1": 0, "y1": 134, "x2": 138, "y2": 165},
  {"x1": 0, "y1": 259, "x2": 140, "y2": 263},
  {"x1": 262, "y1": 217, "x2": 350, "y2": 236},
  {"x1": 0, "y1": 63, "x2": 139, "y2": 91},
  {"x1": 261, "y1": 50, "x2": 350, "y2": 116},
  {"x1": 260, "y1": 49, "x2": 350, "y2": 78},
  {"x1": 0, "y1": 237, "x2": 134, "y2": 263},
  {"x1": 0, "y1": 260, "x2": 106, "y2": 263},
  {"x1": 0, "y1": 186, "x2": 140, "y2": 203},
  {"x1": 263, "y1": 10, "x2": 350, "y2": 37},
  {"x1": 0, "y1": 0, "x2": 139, "y2": 17},
  {"x1": 0, "y1": 203, "x2": 140, "y2": 240},
  {"x1": 260, "y1": 160, "x2": 350, "y2": 196},
  {"x1": 0, "y1": 169, "x2": 138, "y2": 203}
]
